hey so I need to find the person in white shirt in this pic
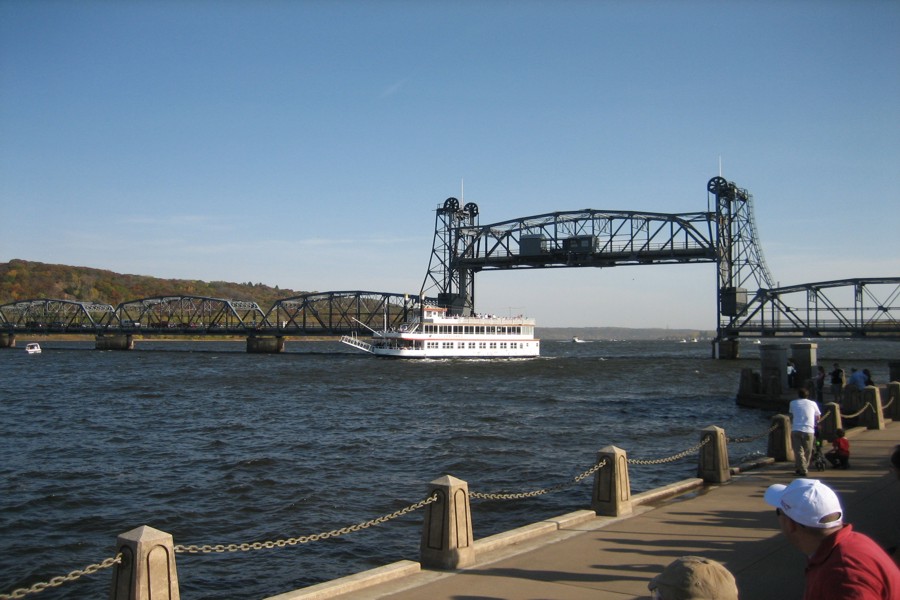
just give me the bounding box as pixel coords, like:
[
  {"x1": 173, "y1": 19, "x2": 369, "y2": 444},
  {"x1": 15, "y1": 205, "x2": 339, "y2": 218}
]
[{"x1": 789, "y1": 388, "x2": 821, "y2": 476}]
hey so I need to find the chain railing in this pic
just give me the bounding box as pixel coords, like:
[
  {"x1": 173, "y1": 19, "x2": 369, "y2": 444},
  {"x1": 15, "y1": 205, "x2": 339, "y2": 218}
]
[
  {"x1": 627, "y1": 435, "x2": 713, "y2": 465},
  {"x1": 840, "y1": 403, "x2": 874, "y2": 419},
  {"x1": 0, "y1": 555, "x2": 122, "y2": 600},
  {"x1": 728, "y1": 422, "x2": 779, "y2": 443},
  {"x1": 470, "y1": 457, "x2": 608, "y2": 500},
  {"x1": 176, "y1": 494, "x2": 437, "y2": 554}
]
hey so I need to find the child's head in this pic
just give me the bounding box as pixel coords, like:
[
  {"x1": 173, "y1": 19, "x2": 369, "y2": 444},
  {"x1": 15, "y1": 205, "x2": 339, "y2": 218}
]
[{"x1": 835, "y1": 428, "x2": 845, "y2": 437}]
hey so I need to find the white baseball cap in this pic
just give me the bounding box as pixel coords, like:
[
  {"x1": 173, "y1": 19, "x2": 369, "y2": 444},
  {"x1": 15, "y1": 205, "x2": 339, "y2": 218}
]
[{"x1": 764, "y1": 478, "x2": 843, "y2": 528}]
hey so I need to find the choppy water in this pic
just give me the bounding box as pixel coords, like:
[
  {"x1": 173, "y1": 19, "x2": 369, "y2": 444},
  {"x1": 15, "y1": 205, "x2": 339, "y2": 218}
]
[{"x1": 1, "y1": 337, "x2": 898, "y2": 599}]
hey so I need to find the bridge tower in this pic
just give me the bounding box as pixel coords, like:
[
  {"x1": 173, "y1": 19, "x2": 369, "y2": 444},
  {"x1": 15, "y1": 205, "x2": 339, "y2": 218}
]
[
  {"x1": 708, "y1": 176, "x2": 774, "y2": 357},
  {"x1": 420, "y1": 197, "x2": 479, "y2": 316}
]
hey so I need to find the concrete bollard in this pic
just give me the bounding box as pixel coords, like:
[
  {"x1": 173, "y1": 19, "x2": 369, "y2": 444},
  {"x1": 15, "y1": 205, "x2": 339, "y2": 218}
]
[
  {"x1": 110, "y1": 525, "x2": 180, "y2": 600},
  {"x1": 841, "y1": 385, "x2": 863, "y2": 428},
  {"x1": 859, "y1": 386, "x2": 885, "y2": 430},
  {"x1": 591, "y1": 446, "x2": 632, "y2": 517},
  {"x1": 767, "y1": 414, "x2": 794, "y2": 462},
  {"x1": 420, "y1": 475, "x2": 474, "y2": 570},
  {"x1": 819, "y1": 402, "x2": 842, "y2": 440},
  {"x1": 697, "y1": 426, "x2": 730, "y2": 484},
  {"x1": 886, "y1": 382, "x2": 900, "y2": 420}
]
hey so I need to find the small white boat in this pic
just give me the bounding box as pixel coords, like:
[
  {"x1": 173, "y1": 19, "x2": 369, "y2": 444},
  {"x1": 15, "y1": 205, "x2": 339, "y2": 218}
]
[
  {"x1": 25, "y1": 343, "x2": 41, "y2": 354},
  {"x1": 341, "y1": 305, "x2": 540, "y2": 358},
  {"x1": 572, "y1": 336, "x2": 586, "y2": 343}
]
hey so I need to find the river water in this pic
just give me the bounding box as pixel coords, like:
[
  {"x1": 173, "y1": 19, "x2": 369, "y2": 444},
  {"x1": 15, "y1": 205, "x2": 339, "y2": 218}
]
[{"x1": 1, "y1": 337, "x2": 898, "y2": 599}]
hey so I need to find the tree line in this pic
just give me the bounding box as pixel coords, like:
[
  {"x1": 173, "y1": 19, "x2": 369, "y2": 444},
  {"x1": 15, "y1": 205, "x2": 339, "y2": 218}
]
[{"x1": 0, "y1": 259, "x2": 306, "y2": 311}]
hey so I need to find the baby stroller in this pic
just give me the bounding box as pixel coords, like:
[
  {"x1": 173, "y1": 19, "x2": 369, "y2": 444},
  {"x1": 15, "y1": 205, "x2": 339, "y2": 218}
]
[{"x1": 812, "y1": 438, "x2": 827, "y2": 472}]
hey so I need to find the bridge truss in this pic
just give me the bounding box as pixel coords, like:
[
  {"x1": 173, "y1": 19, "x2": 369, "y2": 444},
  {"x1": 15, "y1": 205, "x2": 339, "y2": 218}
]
[
  {"x1": 263, "y1": 291, "x2": 426, "y2": 335},
  {"x1": 0, "y1": 299, "x2": 115, "y2": 331}
]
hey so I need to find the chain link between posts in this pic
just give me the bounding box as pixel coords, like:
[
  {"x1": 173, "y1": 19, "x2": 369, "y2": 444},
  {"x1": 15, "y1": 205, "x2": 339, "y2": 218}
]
[
  {"x1": 175, "y1": 494, "x2": 437, "y2": 554},
  {"x1": 840, "y1": 403, "x2": 873, "y2": 419},
  {"x1": 470, "y1": 457, "x2": 608, "y2": 500},
  {"x1": 729, "y1": 422, "x2": 779, "y2": 443},
  {"x1": 0, "y1": 555, "x2": 122, "y2": 600},
  {"x1": 626, "y1": 435, "x2": 713, "y2": 465}
]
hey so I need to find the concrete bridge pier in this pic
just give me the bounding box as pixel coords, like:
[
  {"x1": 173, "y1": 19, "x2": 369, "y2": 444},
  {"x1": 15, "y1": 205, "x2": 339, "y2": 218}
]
[
  {"x1": 96, "y1": 335, "x2": 134, "y2": 350},
  {"x1": 712, "y1": 338, "x2": 739, "y2": 359},
  {"x1": 246, "y1": 336, "x2": 284, "y2": 353},
  {"x1": 0, "y1": 333, "x2": 15, "y2": 348}
]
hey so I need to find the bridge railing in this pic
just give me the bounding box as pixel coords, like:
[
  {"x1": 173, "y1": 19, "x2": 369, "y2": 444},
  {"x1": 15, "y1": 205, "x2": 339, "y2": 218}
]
[{"x1": 6, "y1": 411, "x2": 867, "y2": 600}]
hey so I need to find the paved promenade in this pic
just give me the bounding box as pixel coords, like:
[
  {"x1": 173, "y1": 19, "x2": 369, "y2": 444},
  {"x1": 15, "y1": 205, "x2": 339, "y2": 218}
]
[{"x1": 277, "y1": 420, "x2": 899, "y2": 600}]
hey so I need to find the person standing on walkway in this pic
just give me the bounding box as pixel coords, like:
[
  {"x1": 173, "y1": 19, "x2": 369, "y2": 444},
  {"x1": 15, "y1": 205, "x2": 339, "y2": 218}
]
[
  {"x1": 764, "y1": 478, "x2": 900, "y2": 600},
  {"x1": 815, "y1": 365, "x2": 826, "y2": 402},
  {"x1": 790, "y1": 388, "x2": 821, "y2": 476},
  {"x1": 830, "y1": 363, "x2": 845, "y2": 404},
  {"x1": 848, "y1": 367, "x2": 868, "y2": 390}
]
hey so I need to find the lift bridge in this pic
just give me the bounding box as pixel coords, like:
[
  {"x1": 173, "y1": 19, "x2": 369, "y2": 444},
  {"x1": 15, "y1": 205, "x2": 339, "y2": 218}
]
[
  {"x1": 1, "y1": 177, "x2": 897, "y2": 356},
  {"x1": 420, "y1": 177, "x2": 900, "y2": 357}
]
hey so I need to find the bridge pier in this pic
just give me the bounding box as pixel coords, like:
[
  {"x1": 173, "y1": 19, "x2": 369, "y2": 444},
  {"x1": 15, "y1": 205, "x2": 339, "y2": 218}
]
[
  {"x1": 0, "y1": 333, "x2": 15, "y2": 348},
  {"x1": 712, "y1": 339, "x2": 740, "y2": 359},
  {"x1": 246, "y1": 336, "x2": 284, "y2": 353},
  {"x1": 96, "y1": 335, "x2": 134, "y2": 350}
]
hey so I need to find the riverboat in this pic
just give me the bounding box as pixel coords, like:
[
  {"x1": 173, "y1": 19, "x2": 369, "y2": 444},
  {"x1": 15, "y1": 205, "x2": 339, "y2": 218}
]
[
  {"x1": 340, "y1": 305, "x2": 540, "y2": 358},
  {"x1": 25, "y1": 343, "x2": 42, "y2": 354}
]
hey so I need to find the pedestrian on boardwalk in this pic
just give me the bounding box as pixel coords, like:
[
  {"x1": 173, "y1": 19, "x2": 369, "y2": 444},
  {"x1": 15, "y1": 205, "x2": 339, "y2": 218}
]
[
  {"x1": 848, "y1": 367, "x2": 868, "y2": 390},
  {"x1": 830, "y1": 363, "x2": 845, "y2": 404},
  {"x1": 815, "y1": 365, "x2": 826, "y2": 403},
  {"x1": 647, "y1": 555, "x2": 738, "y2": 600},
  {"x1": 764, "y1": 478, "x2": 900, "y2": 599},
  {"x1": 787, "y1": 359, "x2": 797, "y2": 388},
  {"x1": 789, "y1": 388, "x2": 821, "y2": 476},
  {"x1": 825, "y1": 428, "x2": 850, "y2": 469}
]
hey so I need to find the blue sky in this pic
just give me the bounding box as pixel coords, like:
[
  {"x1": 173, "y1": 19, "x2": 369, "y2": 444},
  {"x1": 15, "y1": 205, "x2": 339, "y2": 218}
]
[{"x1": 2, "y1": 1, "x2": 898, "y2": 328}]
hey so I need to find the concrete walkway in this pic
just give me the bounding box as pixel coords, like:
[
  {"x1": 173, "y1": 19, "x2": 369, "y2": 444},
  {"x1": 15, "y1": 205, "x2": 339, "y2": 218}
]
[{"x1": 278, "y1": 421, "x2": 899, "y2": 600}]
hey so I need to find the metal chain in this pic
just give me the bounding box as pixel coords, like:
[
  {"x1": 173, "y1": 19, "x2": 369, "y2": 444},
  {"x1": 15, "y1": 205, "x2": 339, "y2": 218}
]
[
  {"x1": 470, "y1": 457, "x2": 608, "y2": 501},
  {"x1": 0, "y1": 555, "x2": 121, "y2": 600},
  {"x1": 728, "y1": 422, "x2": 779, "y2": 443},
  {"x1": 840, "y1": 403, "x2": 873, "y2": 419},
  {"x1": 627, "y1": 435, "x2": 712, "y2": 465},
  {"x1": 175, "y1": 495, "x2": 437, "y2": 554}
]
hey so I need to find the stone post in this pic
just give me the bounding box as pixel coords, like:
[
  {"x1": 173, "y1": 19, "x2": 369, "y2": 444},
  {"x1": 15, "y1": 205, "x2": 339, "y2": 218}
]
[
  {"x1": 767, "y1": 414, "x2": 793, "y2": 462},
  {"x1": 759, "y1": 345, "x2": 788, "y2": 397},
  {"x1": 110, "y1": 525, "x2": 179, "y2": 600},
  {"x1": 819, "y1": 402, "x2": 842, "y2": 441},
  {"x1": 697, "y1": 426, "x2": 730, "y2": 483},
  {"x1": 591, "y1": 446, "x2": 632, "y2": 517},
  {"x1": 420, "y1": 475, "x2": 474, "y2": 570},
  {"x1": 841, "y1": 385, "x2": 863, "y2": 428},
  {"x1": 885, "y1": 382, "x2": 900, "y2": 420},
  {"x1": 858, "y1": 386, "x2": 885, "y2": 430}
]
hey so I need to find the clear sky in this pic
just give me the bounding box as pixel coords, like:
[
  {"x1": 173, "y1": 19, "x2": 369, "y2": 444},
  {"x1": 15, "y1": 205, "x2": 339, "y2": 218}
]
[{"x1": 2, "y1": 1, "x2": 898, "y2": 328}]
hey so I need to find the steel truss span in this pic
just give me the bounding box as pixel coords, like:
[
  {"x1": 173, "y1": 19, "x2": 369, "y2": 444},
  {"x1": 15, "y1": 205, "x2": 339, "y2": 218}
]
[
  {"x1": 1, "y1": 292, "x2": 429, "y2": 337},
  {"x1": 723, "y1": 278, "x2": 900, "y2": 338},
  {"x1": 457, "y1": 209, "x2": 717, "y2": 270},
  {"x1": 264, "y1": 291, "x2": 427, "y2": 335}
]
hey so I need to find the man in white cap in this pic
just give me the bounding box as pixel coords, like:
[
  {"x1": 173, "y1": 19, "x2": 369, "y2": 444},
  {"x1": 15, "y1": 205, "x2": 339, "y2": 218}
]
[
  {"x1": 647, "y1": 555, "x2": 739, "y2": 599},
  {"x1": 764, "y1": 478, "x2": 900, "y2": 599}
]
